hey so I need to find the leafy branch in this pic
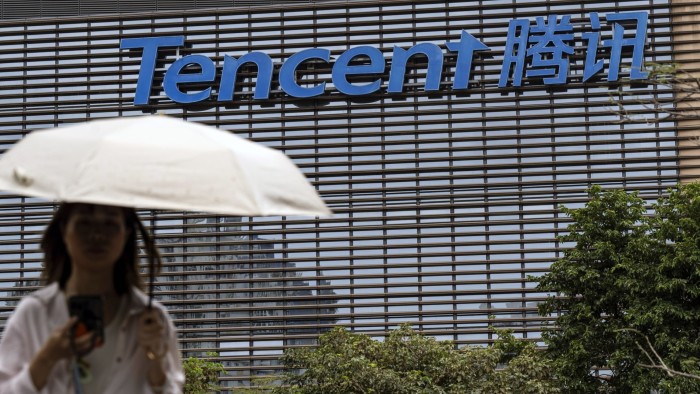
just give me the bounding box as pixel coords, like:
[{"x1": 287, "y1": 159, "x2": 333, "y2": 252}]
[
  {"x1": 610, "y1": 63, "x2": 700, "y2": 124},
  {"x1": 617, "y1": 328, "x2": 700, "y2": 381}
]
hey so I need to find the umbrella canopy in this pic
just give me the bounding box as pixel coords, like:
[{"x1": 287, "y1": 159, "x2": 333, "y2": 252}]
[
  {"x1": 0, "y1": 115, "x2": 331, "y2": 307},
  {"x1": 0, "y1": 115, "x2": 331, "y2": 217}
]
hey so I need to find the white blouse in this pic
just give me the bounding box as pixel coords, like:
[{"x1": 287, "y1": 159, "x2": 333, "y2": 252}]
[
  {"x1": 0, "y1": 283, "x2": 184, "y2": 394},
  {"x1": 81, "y1": 295, "x2": 128, "y2": 393}
]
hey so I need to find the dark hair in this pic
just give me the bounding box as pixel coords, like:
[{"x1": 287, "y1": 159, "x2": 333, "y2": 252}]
[{"x1": 40, "y1": 203, "x2": 162, "y2": 295}]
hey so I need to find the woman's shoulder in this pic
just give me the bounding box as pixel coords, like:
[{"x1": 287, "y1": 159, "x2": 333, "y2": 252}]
[
  {"x1": 17, "y1": 282, "x2": 59, "y2": 306},
  {"x1": 126, "y1": 286, "x2": 153, "y2": 308},
  {"x1": 7, "y1": 283, "x2": 61, "y2": 324},
  {"x1": 29, "y1": 282, "x2": 60, "y2": 300},
  {"x1": 126, "y1": 286, "x2": 171, "y2": 315}
]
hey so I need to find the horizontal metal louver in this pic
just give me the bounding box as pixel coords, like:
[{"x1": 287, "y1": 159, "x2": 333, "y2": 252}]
[
  {"x1": 156, "y1": 0, "x2": 195, "y2": 11},
  {"x1": 1, "y1": 0, "x2": 37, "y2": 19},
  {"x1": 117, "y1": 0, "x2": 157, "y2": 13},
  {"x1": 78, "y1": 0, "x2": 123, "y2": 15},
  {"x1": 194, "y1": 0, "x2": 236, "y2": 8},
  {"x1": 232, "y1": 0, "x2": 275, "y2": 6},
  {"x1": 40, "y1": 0, "x2": 80, "y2": 17}
]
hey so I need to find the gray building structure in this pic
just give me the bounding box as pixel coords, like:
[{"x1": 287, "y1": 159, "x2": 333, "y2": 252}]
[{"x1": 0, "y1": 0, "x2": 693, "y2": 389}]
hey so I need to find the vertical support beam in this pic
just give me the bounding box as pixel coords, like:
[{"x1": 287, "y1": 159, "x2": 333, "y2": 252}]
[{"x1": 672, "y1": 0, "x2": 700, "y2": 182}]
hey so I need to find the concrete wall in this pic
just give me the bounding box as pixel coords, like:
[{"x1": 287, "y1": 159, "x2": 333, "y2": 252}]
[{"x1": 672, "y1": 0, "x2": 700, "y2": 182}]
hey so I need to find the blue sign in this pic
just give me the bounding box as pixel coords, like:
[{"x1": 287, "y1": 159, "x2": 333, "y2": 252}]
[{"x1": 120, "y1": 11, "x2": 648, "y2": 105}]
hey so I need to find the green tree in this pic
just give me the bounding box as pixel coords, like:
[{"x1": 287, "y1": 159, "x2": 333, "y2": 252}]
[
  {"x1": 183, "y1": 352, "x2": 226, "y2": 394},
  {"x1": 268, "y1": 323, "x2": 558, "y2": 394},
  {"x1": 537, "y1": 184, "x2": 700, "y2": 393}
]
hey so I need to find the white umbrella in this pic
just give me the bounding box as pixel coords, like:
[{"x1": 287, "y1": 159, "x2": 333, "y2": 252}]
[
  {"x1": 0, "y1": 115, "x2": 331, "y2": 304},
  {"x1": 0, "y1": 115, "x2": 330, "y2": 217}
]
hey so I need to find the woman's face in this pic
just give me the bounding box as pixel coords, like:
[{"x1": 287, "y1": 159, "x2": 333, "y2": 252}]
[{"x1": 62, "y1": 204, "x2": 130, "y2": 272}]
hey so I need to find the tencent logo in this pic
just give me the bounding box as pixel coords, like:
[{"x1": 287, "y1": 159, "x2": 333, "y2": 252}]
[{"x1": 121, "y1": 11, "x2": 648, "y2": 106}]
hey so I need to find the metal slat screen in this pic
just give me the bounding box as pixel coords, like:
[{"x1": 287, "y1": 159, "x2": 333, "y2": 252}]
[{"x1": 0, "y1": 0, "x2": 683, "y2": 389}]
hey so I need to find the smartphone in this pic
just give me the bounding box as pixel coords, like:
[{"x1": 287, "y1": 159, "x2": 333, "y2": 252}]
[{"x1": 68, "y1": 295, "x2": 105, "y2": 345}]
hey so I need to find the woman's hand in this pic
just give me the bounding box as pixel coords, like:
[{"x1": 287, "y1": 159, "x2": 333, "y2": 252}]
[
  {"x1": 138, "y1": 308, "x2": 167, "y2": 389},
  {"x1": 138, "y1": 309, "x2": 167, "y2": 360},
  {"x1": 30, "y1": 317, "x2": 95, "y2": 390}
]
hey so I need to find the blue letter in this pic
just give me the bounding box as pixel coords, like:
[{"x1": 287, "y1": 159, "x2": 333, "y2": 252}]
[
  {"x1": 120, "y1": 36, "x2": 184, "y2": 105},
  {"x1": 582, "y1": 13, "x2": 604, "y2": 82},
  {"x1": 279, "y1": 48, "x2": 330, "y2": 98},
  {"x1": 525, "y1": 15, "x2": 574, "y2": 85},
  {"x1": 163, "y1": 55, "x2": 216, "y2": 103},
  {"x1": 499, "y1": 19, "x2": 530, "y2": 87},
  {"x1": 332, "y1": 46, "x2": 385, "y2": 96},
  {"x1": 218, "y1": 52, "x2": 273, "y2": 101},
  {"x1": 604, "y1": 12, "x2": 648, "y2": 81},
  {"x1": 446, "y1": 31, "x2": 490, "y2": 90},
  {"x1": 388, "y1": 43, "x2": 443, "y2": 93}
]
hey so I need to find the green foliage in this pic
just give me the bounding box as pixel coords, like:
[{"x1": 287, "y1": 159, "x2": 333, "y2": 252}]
[
  {"x1": 644, "y1": 62, "x2": 680, "y2": 82},
  {"x1": 183, "y1": 352, "x2": 226, "y2": 394},
  {"x1": 236, "y1": 376, "x2": 282, "y2": 394},
  {"x1": 269, "y1": 323, "x2": 559, "y2": 394},
  {"x1": 537, "y1": 184, "x2": 700, "y2": 393}
]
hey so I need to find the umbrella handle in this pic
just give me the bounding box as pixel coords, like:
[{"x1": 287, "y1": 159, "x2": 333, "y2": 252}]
[
  {"x1": 148, "y1": 254, "x2": 154, "y2": 310},
  {"x1": 134, "y1": 211, "x2": 161, "y2": 312}
]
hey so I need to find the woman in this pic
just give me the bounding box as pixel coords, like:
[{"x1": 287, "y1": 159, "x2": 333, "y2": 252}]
[{"x1": 0, "y1": 203, "x2": 184, "y2": 393}]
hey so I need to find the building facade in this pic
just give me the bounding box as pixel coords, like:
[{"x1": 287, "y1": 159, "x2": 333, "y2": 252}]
[{"x1": 0, "y1": 0, "x2": 693, "y2": 389}]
